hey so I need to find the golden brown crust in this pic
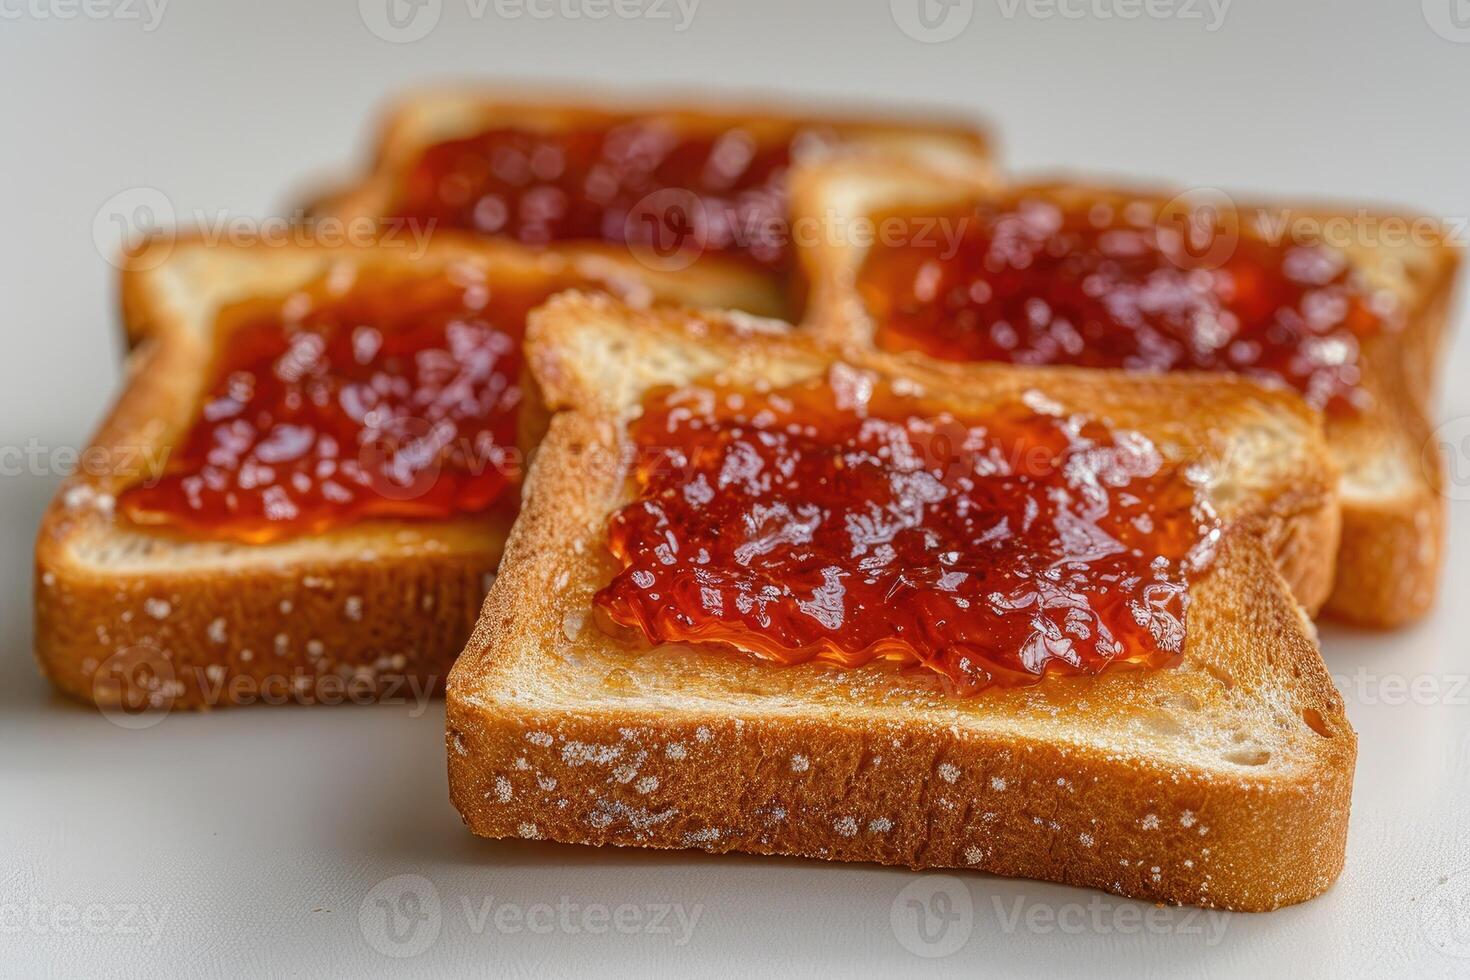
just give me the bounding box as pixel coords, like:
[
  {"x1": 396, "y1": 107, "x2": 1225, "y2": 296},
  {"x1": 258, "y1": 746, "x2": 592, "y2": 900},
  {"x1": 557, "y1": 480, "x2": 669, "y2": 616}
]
[
  {"x1": 1320, "y1": 247, "x2": 1457, "y2": 624},
  {"x1": 37, "y1": 524, "x2": 498, "y2": 711},
  {"x1": 447, "y1": 296, "x2": 1355, "y2": 911},
  {"x1": 37, "y1": 237, "x2": 785, "y2": 710},
  {"x1": 116, "y1": 230, "x2": 786, "y2": 347},
  {"x1": 1322, "y1": 491, "x2": 1442, "y2": 627},
  {"x1": 790, "y1": 163, "x2": 1462, "y2": 627},
  {"x1": 448, "y1": 629, "x2": 1352, "y2": 913}
]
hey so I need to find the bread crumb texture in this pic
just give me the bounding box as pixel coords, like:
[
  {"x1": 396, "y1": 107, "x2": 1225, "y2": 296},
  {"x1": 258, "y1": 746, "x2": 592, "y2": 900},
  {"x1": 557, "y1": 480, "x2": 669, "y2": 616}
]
[{"x1": 446, "y1": 706, "x2": 1351, "y2": 912}]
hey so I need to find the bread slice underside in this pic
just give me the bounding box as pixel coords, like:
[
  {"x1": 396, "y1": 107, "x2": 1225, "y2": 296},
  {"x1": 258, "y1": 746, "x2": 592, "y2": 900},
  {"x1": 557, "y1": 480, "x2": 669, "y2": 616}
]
[
  {"x1": 302, "y1": 85, "x2": 995, "y2": 323},
  {"x1": 791, "y1": 160, "x2": 1461, "y2": 627},
  {"x1": 37, "y1": 237, "x2": 780, "y2": 711},
  {"x1": 446, "y1": 293, "x2": 1355, "y2": 912}
]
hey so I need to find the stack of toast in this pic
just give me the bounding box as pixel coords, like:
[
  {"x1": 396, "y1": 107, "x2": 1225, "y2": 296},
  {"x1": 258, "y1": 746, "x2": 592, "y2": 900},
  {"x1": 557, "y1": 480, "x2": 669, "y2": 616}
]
[{"x1": 36, "y1": 87, "x2": 1461, "y2": 911}]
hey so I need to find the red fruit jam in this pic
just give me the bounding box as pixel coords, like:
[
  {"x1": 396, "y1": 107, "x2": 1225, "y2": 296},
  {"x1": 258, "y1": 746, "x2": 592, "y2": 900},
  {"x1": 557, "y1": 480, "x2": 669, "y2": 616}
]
[
  {"x1": 119, "y1": 265, "x2": 571, "y2": 542},
  {"x1": 389, "y1": 120, "x2": 836, "y2": 270},
  {"x1": 594, "y1": 366, "x2": 1220, "y2": 692},
  {"x1": 857, "y1": 194, "x2": 1397, "y2": 415}
]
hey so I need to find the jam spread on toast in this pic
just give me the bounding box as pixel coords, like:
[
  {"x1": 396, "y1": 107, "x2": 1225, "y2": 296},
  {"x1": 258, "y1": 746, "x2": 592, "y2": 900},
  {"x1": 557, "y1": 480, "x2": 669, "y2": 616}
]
[
  {"x1": 390, "y1": 120, "x2": 833, "y2": 270},
  {"x1": 594, "y1": 367, "x2": 1219, "y2": 692},
  {"x1": 857, "y1": 194, "x2": 1396, "y2": 415},
  {"x1": 119, "y1": 265, "x2": 565, "y2": 542}
]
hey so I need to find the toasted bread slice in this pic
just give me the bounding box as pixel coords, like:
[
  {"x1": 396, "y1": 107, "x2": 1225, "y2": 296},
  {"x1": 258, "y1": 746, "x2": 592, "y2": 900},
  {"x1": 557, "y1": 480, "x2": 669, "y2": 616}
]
[
  {"x1": 303, "y1": 85, "x2": 993, "y2": 322},
  {"x1": 36, "y1": 237, "x2": 779, "y2": 711},
  {"x1": 793, "y1": 160, "x2": 1461, "y2": 627},
  {"x1": 446, "y1": 293, "x2": 1354, "y2": 912}
]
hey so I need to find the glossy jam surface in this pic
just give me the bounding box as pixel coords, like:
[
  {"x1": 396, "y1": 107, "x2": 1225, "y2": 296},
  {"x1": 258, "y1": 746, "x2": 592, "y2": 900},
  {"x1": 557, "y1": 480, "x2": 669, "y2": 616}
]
[
  {"x1": 119, "y1": 265, "x2": 562, "y2": 542},
  {"x1": 857, "y1": 195, "x2": 1396, "y2": 414},
  {"x1": 594, "y1": 367, "x2": 1219, "y2": 692},
  {"x1": 390, "y1": 120, "x2": 833, "y2": 270}
]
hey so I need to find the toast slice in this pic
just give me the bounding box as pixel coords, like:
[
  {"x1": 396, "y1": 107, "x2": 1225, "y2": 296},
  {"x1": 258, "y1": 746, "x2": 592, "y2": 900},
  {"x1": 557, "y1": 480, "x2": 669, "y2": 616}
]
[
  {"x1": 792, "y1": 160, "x2": 1461, "y2": 627},
  {"x1": 303, "y1": 85, "x2": 993, "y2": 322},
  {"x1": 36, "y1": 236, "x2": 778, "y2": 712},
  {"x1": 446, "y1": 293, "x2": 1354, "y2": 912}
]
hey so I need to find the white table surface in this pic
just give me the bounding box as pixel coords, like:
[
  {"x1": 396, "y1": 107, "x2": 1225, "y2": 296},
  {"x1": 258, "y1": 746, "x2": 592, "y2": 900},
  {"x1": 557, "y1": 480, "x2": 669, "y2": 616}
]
[{"x1": 3, "y1": 2, "x2": 1470, "y2": 976}]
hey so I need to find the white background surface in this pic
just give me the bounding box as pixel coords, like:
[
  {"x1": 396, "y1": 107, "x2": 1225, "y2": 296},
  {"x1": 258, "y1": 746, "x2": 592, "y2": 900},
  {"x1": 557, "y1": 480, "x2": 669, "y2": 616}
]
[{"x1": 3, "y1": 2, "x2": 1470, "y2": 977}]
